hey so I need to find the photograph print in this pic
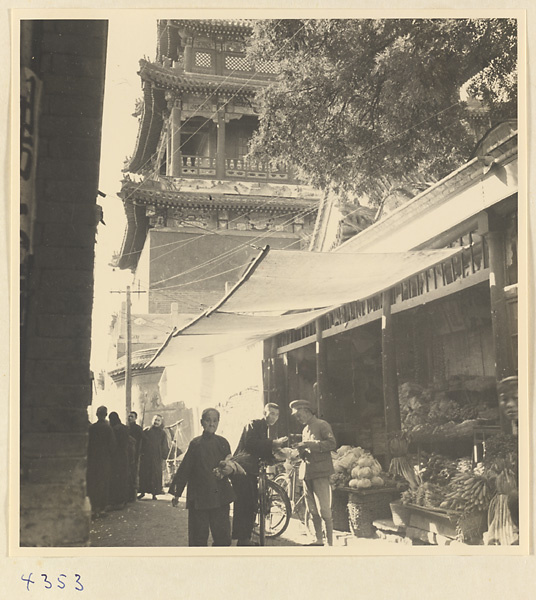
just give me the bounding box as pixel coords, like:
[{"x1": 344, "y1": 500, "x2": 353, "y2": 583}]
[{"x1": 17, "y1": 14, "x2": 523, "y2": 552}]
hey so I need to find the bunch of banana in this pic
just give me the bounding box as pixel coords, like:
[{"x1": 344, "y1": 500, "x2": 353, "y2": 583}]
[{"x1": 441, "y1": 473, "x2": 492, "y2": 511}]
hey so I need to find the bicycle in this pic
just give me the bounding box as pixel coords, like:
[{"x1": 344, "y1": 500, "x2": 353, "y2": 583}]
[
  {"x1": 254, "y1": 461, "x2": 291, "y2": 546},
  {"x1": 274, "y1": 454, "x2": 315, "y2": 537}
]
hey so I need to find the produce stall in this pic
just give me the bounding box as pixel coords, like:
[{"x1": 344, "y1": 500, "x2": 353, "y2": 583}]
[
  {"x1": 386, "y1": 432, "x2": 519, "y2": 545},
  {"x1": 330, "y1": 445, "x2": 405, "y2": 537}
]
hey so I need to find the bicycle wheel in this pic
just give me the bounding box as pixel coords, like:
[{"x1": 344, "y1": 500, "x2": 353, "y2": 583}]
[
  {"x1": 274, "y1": 474, "x2": 290, "y2": 498},
  {"x1": 258, "y1": 472, "x2": 267, "y2": 546},
  {"x1": 255, "y1": 480, "x2": 292, "y2": 539}
]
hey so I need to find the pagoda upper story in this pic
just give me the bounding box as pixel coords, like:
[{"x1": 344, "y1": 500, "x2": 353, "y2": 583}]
[
  {"x1": 128, "y1": 19, "x2": 287, "y2": 182},
  {"x1": 118, "y1": 20, "x2": 320, "y2": 272}
]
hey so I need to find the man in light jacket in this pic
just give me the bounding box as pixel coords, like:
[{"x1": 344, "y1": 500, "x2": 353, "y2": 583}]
[{"x1": 290, "y1": 399, "x2": 336, "y2": 546}]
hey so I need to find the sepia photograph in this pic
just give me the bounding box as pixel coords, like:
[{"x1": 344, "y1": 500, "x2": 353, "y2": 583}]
[{"x1": 9, "y1": 7, "x2": 533, "y2": 596}]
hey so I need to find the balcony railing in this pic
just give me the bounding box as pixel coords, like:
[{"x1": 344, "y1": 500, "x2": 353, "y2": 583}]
[
  {"x1": 225, "y1": 158, "x2": 289, "y2": 181},
  {"x1": 180, "y1": 154, "x2": 290, "y2": 181},
  {"x1": 181, "y1": 156, "x2": 216, "y2": 177}
]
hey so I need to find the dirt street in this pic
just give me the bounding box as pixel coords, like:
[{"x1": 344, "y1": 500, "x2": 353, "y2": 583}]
[
  {"x1": 89, "y1": 492, "x2": 304, "y2": 547},
  {"x1": 89, "y1": 492, "x2": 388, "y2": 548}
]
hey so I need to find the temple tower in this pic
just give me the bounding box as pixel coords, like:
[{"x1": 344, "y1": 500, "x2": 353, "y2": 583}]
[{"x1": 117, "y1": 20, "x2": 320, "y2": 314}]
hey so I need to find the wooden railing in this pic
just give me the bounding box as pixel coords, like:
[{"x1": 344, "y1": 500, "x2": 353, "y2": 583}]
[
  {"x1": 225, "y1": 158, "x2": 290, "y2": 181},
  {"x1": 181, "y1": 155, "x2": 216, "y2": 177},
  {"x1": 180, "y1": 154, "x2": 290, "y2": 181}
]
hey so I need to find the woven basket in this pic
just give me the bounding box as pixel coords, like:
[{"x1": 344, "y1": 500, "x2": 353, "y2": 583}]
[
  {"x1": 456, "y1": 510, "x2": 487, "y2": 544},
  {"x1": 348, "y1": 491, "x2": 396, "y2": 538},
  {"x1": 332, "y1": 489, "x2": 350, "y2": 532}
]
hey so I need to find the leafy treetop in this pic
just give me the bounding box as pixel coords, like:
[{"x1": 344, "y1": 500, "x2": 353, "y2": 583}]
[{"x1": 246, "y1": 19, "x2": 517, "y2": 204}]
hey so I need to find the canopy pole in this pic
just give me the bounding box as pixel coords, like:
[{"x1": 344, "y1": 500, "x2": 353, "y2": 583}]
[
  {"x1": 145, "y1": 246, "x2": 270, "y2": 368},
  {"x1": 381, "y1": 289, "x2": 401, "y2": 459},
  {"x1": 315, "y1": 318, "x2": 326, "y2": 418}
]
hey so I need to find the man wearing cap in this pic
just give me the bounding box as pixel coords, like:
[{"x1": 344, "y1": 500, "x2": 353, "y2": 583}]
[
  {"x1": 497, "y1": 376, "x2": 518, "y2": 435},
  {"x1": 290, "y1": 399, "x2": 336, "y2": 546}
]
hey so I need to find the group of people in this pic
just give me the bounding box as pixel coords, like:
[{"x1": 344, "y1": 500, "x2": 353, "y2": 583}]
[
  {"x1": 169, "y1": 399, "x2": 337, "y2": 547},
  {"x1": 86, "y1": 407, "x2": 170, "y2": 518}
]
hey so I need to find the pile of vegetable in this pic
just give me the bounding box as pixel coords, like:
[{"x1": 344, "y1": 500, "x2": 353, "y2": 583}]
[
  {"x1": 387, "y1": 434, "x2": 420, "y2": 490},
  {"x1": 399, "y1": 434, "x2": 519, "y2": 545},
  {"x1": 330, "y1": 445, "x2": 385, "y2": 490},
  {"x1": 418, "y1": 452, "x2": 465, "y2": 486},
  {"x1": 398, "y1": 381, "x2": 497, "y2": 441}
]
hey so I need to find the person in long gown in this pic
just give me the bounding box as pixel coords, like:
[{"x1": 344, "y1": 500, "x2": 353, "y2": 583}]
[
  {"x1": 86, "y1": 405, "x2": 116, "y2": 518},
  {"x1": 137, "y1": 414, "x2": 169, "y2": 500},
  {"x1": 127, "y1": 411, "x2": 143, "y2": 501},
  {"x1": 108, "y1": 412, "x2": 130, "y2": 509}
]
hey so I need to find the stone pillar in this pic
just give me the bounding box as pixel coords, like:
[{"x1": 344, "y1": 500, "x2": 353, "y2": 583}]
[{"x1": 20, "y1": 20, "x2": 107, "y2": 547}]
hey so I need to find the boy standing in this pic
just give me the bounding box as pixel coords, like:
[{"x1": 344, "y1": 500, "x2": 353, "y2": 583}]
[{"x1": 169, "y1": 408, "x2": 235, "y2": 546}]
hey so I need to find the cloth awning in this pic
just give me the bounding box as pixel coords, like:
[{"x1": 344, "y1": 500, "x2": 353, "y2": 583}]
[{"x1": 147, "y1": 245, "x2": 459, "y2": 367}]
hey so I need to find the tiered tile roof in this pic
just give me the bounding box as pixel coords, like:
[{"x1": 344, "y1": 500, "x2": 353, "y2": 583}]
[{"x1": 138, "y1": 59, "x2": 265, "y2": 96}]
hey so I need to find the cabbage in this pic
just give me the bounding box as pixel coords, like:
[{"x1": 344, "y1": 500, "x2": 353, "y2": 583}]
[
  {"x1": 350, "y1": 466, "x2": 361, "y2": 479},
  {"x1": 370, "y1": 460, "x2": 382, "y2": 476},
  {"x1": 339, "y1": 455, "x2": 355, "y2": 470}
]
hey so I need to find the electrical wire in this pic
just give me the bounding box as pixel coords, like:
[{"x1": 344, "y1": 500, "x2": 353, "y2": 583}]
[{"x1": 118, "y1": 19, "x2": 300, "y2": 209}]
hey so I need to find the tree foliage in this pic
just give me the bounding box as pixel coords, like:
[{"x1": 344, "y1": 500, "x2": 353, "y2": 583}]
[{"x1": 247, "y1": 19, "x2": 517, "y2": 203}]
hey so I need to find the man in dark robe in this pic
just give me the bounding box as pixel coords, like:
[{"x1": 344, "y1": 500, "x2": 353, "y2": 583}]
[
  {"x1": 127, "y1": 411, "x2": 143, "y2": 501},
  {"x1": 138, "y1": 414, "x2": 169, "y2": 500},
  {"x1": 87, "y1": 405, "x2": 116, "y2": 518},
  {"x1": 108, "y1": 412, "x2": 130, "y2": 509},
  {"x1": 231, "y1": 403, "x2": 287, "y2": 545},
  {"x1": 169, "y1": 408, "x2": 235, "y2": 546}
]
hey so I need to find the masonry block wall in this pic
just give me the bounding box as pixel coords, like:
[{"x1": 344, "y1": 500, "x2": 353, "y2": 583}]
[{"x1": 20, "y1": 20, "x2": 107, "y2": 546}]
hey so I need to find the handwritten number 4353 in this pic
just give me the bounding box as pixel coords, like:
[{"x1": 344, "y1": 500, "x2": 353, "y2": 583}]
[{"x1": 21, "y1": 573, "x2": 83, "y2": 591}]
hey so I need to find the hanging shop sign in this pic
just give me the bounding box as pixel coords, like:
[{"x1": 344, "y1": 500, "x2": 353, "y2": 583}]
[{"x1": 20, "y1": 66, "x2": 42, "y2": 328}]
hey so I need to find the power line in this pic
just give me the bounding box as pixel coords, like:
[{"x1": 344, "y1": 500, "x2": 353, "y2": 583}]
[
  {"x1": 118, "y1": 19, "x2": 302, "y2": 208},
  {"x1": 147, "y1": 204, "x2": 318, "y2": 287}
]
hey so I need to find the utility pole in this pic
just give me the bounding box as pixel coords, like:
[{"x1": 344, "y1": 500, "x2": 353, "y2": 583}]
[
  {"x1": 125, "y1": 285, "x2": 132, "y2": 416},
  {"x1": 110, "y1": 285, "x2": 146, "y2": 420}
]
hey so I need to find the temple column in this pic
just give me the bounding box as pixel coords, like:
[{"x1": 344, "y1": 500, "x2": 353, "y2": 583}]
[
  {"x1": 216, "y1": 108, "x2": 226, "y2": 179},
  {"x1": 169, "y1": 102, "x2": 182, "y2": 177}
]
